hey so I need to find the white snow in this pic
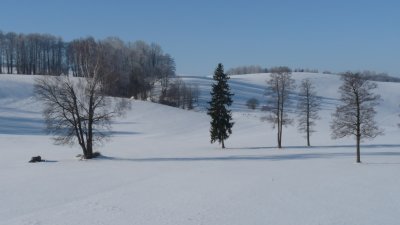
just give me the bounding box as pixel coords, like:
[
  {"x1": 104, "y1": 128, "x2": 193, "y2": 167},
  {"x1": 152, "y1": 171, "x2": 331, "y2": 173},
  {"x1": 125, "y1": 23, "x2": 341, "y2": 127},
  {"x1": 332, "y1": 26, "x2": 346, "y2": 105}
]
[{"x1": 0, "y1": 73, "x2": 400, "y2": 225}]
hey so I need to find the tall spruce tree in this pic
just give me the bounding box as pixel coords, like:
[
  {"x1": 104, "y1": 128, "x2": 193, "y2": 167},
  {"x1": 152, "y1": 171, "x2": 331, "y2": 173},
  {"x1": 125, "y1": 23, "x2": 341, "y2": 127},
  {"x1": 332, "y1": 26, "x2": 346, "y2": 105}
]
[{"x1": 207, "y1": 63, "x2": 234, "y2": 149}]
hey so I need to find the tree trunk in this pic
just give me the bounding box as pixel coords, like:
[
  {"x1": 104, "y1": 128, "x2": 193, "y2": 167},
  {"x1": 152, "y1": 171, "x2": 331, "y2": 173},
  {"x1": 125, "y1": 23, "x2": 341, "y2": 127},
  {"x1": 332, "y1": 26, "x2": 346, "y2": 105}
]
[
  {"x1": 306, "y1": 112, "x2": 310, "y2": 147},
  {"x1": 356, "y1": 135, "x2": 361, "y2": 163},
  {"x1": 356, "y1": 93, "x2": 361, "y2": 163},
  {"x1": 71, "y1": 88, "x2": 88, "y2": 159},
  {"x1": 0, "y1": 52, "x2": 2, "y2": 74},
  {"x1": 278, "y1": 106, "x2": 283, "y2": 149},
  {"x1": 277, "y1": 115, "x2": 282, "y2": 148},
  {"x1": 86, "y1": 87, "x2": 95, "y2": 159},
  {"x1": 276, "y1": 82, "x2": 281, "y2": 149},
  {"x1": 79, "y1": 143, "x2": 88, "y2": 158},
  {"x1": 277, "y1": 122, "x2": 281, "y2": 148},
  {"x1": 85, "y1": 141, "x2": 93, "y2": 159},
  {"x1": 306, "y1": 115, "x2": 310, "y2": 147},
  {"x1": 278, "y1": 124, "x2": 282, "y2": 148},
  {"x1": 86, "y1": 125, "x2": 93, "y2": 159},
  {"x1": 221, "y1": 139, "x2": 225, "y2": 149},
  {"x1": 307, "y1": 92, "x2": 311, "y2": 147}
]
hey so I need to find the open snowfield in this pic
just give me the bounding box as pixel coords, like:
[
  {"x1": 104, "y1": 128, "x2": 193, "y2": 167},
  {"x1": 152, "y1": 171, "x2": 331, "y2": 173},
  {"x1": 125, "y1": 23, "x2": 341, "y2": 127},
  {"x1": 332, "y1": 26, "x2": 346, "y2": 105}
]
[{"x1": 1, "y1": 73, "x2": 400, "y2": 225}]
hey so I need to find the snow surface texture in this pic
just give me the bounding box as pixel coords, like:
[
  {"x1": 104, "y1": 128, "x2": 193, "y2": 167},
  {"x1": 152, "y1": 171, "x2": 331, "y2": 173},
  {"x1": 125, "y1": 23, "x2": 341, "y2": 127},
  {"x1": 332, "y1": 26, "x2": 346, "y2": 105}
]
[{"x1": 0, "y1": 73, "x2": 399, "y2": 225}]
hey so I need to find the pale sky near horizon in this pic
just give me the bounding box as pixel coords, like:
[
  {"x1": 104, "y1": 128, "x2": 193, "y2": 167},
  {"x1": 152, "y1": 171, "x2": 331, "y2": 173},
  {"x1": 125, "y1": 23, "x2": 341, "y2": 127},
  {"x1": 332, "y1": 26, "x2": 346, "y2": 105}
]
[{"x1": 0, "y1": 0, "x2": 399, "y2": 76}]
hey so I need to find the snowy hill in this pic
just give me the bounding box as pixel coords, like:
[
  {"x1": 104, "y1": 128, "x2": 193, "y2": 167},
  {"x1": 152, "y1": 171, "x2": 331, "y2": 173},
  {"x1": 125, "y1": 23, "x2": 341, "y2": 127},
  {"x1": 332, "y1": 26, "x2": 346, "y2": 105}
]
[
  {"x1": 180, "y1": 72, "x2": 400, "y2": 145},
  {"x1": 0, "y1": 73, "x2": 400, "y2": 225}
]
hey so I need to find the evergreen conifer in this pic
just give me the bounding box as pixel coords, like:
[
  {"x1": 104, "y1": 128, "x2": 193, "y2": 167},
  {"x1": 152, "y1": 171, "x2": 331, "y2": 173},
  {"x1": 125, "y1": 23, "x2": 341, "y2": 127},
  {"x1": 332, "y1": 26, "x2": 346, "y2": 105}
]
[{"x1": 207, "y1": 63, "x2": 234, "y2": 148}]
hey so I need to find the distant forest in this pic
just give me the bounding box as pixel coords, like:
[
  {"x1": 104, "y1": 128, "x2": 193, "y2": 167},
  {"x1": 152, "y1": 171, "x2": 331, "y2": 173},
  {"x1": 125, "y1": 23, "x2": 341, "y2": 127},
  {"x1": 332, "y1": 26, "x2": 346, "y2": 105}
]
[
  {"x1": 225, "y1": 65, "x2": 319, "y2": 75},
  {"x1": 0, "y1": 31, "x2": 200, "y2": 108},
  {"x1": 227, "y1": 65, "x2": 400, "y2": 83}
]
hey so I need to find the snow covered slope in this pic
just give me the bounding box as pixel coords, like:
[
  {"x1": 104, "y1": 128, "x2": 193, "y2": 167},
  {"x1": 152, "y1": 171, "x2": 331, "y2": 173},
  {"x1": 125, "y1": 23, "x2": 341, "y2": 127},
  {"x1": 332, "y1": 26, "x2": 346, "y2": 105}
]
[{"x1": 0, "y1": 73, "x2": 400, "y2": 225}]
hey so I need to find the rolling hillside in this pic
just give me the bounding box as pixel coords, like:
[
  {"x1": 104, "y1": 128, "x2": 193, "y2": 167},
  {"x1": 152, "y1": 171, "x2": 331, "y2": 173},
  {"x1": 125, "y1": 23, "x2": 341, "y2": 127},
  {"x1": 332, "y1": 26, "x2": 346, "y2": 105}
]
[{"x1": 0, "y1": 73, "x2": 399, "y2": 225}]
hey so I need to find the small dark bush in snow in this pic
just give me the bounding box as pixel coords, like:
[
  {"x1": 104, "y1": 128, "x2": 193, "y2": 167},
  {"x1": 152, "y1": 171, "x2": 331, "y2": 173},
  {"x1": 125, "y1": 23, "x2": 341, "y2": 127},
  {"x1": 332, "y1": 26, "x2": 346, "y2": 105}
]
[
  {"x1": 246, "y1": 98, "x2": 259, "y2": 110},
  {"x1": 29, "y1": 156, "x2": 43, "y2": 163}
]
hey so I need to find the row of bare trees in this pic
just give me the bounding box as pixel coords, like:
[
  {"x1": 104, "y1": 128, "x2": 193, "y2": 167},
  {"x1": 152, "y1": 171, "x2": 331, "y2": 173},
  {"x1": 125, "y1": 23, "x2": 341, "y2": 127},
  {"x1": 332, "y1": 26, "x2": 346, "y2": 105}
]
[
  {"x1": 262, "y1": 67, "x2": 381, "y2": 163},
  {"x1": 159, "y1": 78, "x2": 200, "y2": 110},
  {"x1": 262, "y1": 67, "x2": 321, "y2": 148},
  {"x1": 67, "y1": 37, "x2": 176, "y2": 99},
  {"x1": 226, "y1": 65, "x2": 269, "y2": 75},
  {"x1": 0, "y1": 31, "x2": 65, "y2": 75},
  {"x1": 227, "y1": 66, "x2": 319, "y2": 75},
  {"x1": 0, "y1": 31, "x2": 177, "y2": 101},
  {"x1": 264, "y1": 67, "x2": 297, "y2": 148}
]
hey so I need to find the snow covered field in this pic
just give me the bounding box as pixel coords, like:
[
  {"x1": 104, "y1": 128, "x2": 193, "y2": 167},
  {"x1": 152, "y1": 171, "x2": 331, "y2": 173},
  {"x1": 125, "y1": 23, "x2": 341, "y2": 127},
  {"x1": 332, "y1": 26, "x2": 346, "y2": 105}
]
[{"x1": 1, "y1": 73, "x2": 400, "y2": 225}]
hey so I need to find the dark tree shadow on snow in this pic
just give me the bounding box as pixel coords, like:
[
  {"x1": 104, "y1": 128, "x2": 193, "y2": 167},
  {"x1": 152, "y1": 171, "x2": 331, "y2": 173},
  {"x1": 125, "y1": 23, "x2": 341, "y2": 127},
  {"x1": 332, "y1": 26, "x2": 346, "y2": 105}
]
[
  {"x1": 0, "y1": 116, "x2": 45, "y2": 135},
  {"x1": 95, "y1": 149, "x2": 400, "y2": 164},
  {"x1": 227, "y1": 144, "x2": 400, "y2": 150}
]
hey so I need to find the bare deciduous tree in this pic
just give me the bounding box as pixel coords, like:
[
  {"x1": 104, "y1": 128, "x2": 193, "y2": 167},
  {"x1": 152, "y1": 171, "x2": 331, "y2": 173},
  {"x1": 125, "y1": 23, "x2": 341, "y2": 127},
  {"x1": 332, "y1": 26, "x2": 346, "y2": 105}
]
[
  {"x1": 297, "y1": 78, "x2": 321, "y2": 147},
  {"x1": 0, "y1": 31, "x2": 176, "y2": 103},
  {"x1": 34, "y1": 43, "x2": 128, "y2": 159},
  {"x1": 331, "y1": 72, "x2": 382, "y2": 163},
  {"x1": 0, "y1": 31, "x2": 67, "y2": 75},
  {"x1": 159, "y1": 78, "x2": 199, "y2": 110},
  {"x1": 0, "y1": 31, "x2": 4, "y2": 74},
  {"x1": 5, "y1": 32, "x2": 17, "y2": 74},
  {"x1": 264, "y1": 66, "x2": 295, "y2": 148}
]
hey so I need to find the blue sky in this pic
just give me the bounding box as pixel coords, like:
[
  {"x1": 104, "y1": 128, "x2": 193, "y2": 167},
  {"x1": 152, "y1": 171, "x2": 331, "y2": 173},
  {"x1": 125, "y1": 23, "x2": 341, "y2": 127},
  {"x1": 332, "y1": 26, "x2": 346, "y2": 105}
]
[{"x1": 1, "y1": 0, "x2": 399, "y2": 76}]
